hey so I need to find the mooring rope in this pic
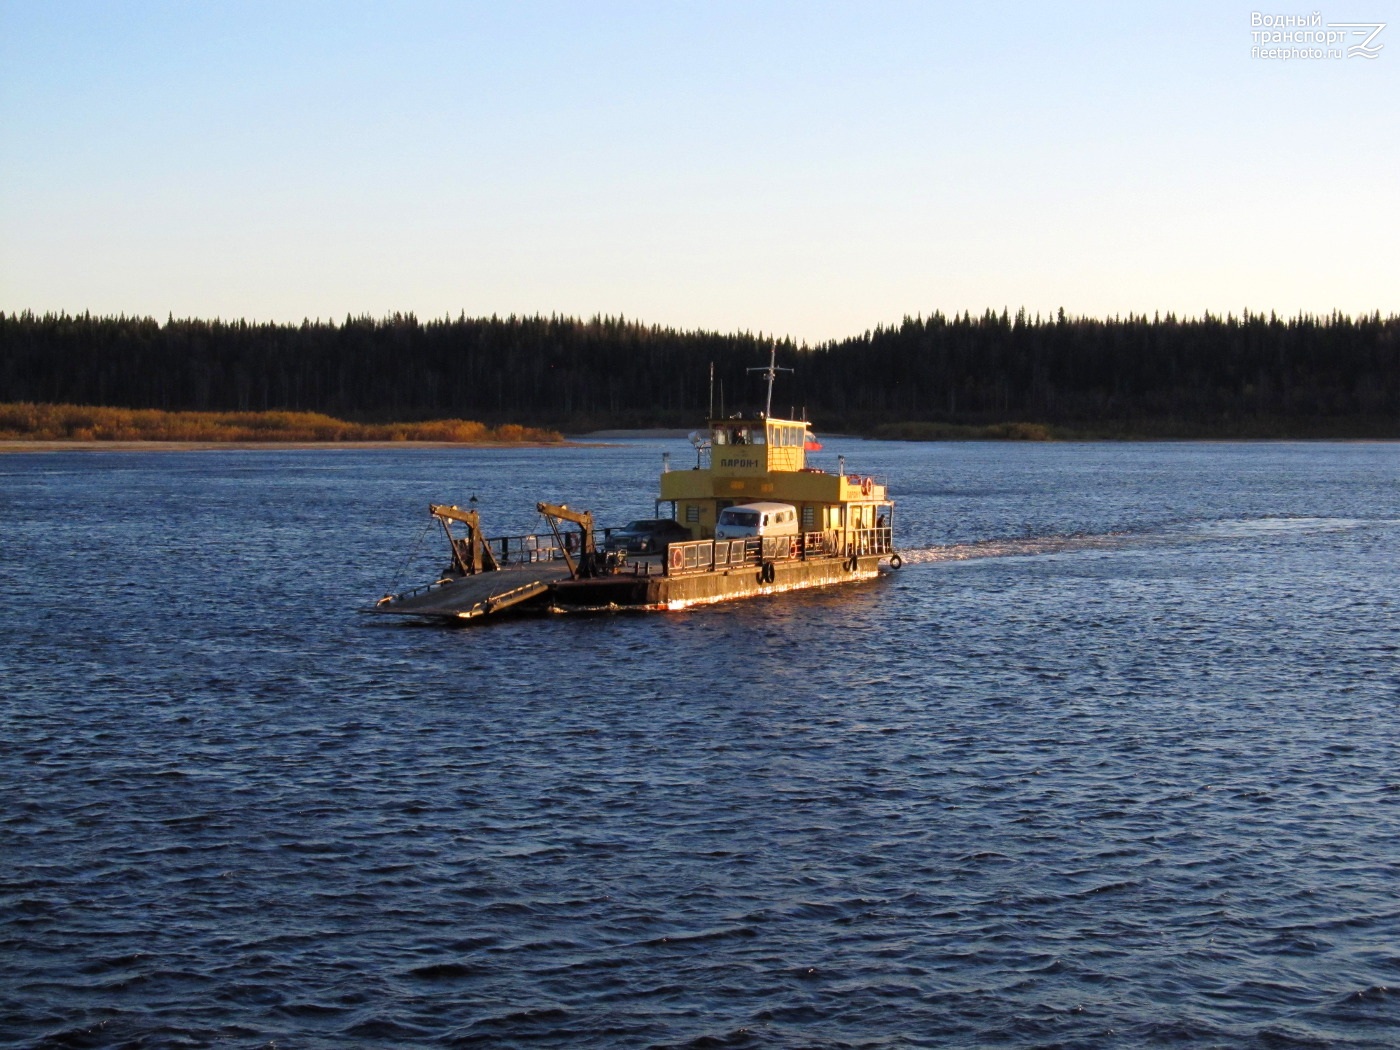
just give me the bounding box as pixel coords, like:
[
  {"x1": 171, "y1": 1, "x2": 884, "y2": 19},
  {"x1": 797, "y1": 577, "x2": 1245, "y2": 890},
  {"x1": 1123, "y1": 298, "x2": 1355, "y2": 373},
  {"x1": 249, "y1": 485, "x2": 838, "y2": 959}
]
[{"x1": 382, "y1": 519, "x2": 436, "y2": 597}]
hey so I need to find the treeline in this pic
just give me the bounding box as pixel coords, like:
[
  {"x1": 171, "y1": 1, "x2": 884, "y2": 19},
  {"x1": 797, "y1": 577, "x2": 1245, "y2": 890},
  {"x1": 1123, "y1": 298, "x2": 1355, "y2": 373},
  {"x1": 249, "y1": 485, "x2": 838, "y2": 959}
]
[{"x1": 1, "y1": 308, "x2": 1397, "y2": 435}]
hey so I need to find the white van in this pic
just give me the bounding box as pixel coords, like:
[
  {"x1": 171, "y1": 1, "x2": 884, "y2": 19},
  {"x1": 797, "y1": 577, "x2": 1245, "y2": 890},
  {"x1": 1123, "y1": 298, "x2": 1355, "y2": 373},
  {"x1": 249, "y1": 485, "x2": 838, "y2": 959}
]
[{"x1": 715, "y1": 502, "x2": 800, "y2": 540}]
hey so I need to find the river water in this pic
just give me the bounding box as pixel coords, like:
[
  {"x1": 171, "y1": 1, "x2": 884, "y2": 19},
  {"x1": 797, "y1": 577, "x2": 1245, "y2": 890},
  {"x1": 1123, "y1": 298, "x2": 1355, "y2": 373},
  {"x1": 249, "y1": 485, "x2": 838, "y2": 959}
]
[{"x1": 2, "y1": 439, "x2": 1399, "y2": 1048}]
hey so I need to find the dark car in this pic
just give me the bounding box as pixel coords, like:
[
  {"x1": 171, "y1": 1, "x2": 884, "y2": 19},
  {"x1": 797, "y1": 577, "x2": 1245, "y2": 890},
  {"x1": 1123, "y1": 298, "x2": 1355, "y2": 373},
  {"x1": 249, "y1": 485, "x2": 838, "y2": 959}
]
[{"x1": 604, "y1": 518, "x2": 692, "y2": 553}]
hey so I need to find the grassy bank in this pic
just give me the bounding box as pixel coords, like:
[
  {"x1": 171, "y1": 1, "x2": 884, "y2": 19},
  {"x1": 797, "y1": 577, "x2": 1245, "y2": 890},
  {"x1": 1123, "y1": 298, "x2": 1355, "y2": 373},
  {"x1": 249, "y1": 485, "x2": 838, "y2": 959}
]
[
  {"x1": 3, "y1": 402, "x2": 1391, "y2": 445},
  {"x1": 0, "y1": 403, "x2": 563, "y2": 443}
]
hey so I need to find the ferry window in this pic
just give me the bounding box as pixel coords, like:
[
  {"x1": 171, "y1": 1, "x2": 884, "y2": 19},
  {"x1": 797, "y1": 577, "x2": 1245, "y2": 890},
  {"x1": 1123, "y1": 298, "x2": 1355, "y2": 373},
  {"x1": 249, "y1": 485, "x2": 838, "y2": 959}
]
[
  {"x1": 750, "y1": 428, "x2": 764, "y2": 445},
  {"x1": 712, "y1": 429, "x2": 728, "y2": 445}
]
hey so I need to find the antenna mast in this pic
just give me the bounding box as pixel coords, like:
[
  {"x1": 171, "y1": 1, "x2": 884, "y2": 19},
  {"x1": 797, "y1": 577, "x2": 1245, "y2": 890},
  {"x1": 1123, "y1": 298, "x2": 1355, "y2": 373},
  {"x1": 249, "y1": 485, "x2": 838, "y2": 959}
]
[{"x1": 747, "y1": 344, "x2": 793, "y2": 418}]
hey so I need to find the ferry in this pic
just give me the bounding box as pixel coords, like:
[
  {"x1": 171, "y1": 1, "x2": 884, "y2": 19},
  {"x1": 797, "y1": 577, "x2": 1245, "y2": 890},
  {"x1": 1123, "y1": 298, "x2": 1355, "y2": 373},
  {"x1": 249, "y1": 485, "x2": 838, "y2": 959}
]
[{"x1": 373, "y1": 353, "x2": 900, "y2": 622}]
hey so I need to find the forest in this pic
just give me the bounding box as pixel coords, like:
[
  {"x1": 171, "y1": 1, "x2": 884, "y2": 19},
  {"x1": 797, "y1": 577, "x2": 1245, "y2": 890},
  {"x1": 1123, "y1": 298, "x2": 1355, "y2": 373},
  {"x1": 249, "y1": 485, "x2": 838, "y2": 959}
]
[{"x1": 2, "y1": 308, "x2": 1397, "y2": 437}]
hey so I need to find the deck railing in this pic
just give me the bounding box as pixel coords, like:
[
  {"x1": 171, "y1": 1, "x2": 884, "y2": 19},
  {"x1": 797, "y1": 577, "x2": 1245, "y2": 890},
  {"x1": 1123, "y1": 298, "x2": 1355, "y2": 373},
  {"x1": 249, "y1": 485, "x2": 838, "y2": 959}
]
[
  {"x1": 448, "y1": 525, "x2": 894, "y2": 579},
  {"x1": 493, "y1": 526, "x2": 651, "y2": 564},
  {"x1": 847, "y1": 527, "x2": 894, "y2": 556},
  {"x1": 662, "y1": 529, "x2": 891, "y2": 577}
]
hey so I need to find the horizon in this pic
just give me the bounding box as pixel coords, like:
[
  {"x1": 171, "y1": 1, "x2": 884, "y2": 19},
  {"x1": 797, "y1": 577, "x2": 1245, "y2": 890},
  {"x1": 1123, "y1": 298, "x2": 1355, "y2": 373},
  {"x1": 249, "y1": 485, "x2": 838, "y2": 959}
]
[{"x1": 2, "y1": 1, "x2": 1397, "y2": 343}]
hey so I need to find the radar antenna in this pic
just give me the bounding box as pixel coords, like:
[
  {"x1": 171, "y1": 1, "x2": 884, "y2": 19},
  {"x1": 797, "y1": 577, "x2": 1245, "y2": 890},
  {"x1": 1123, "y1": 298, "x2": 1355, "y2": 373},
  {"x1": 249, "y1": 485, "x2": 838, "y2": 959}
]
[
  {"x1": 688, "y1": 429, "x2": 710, "y2": 468},
  {"x1": 747, "y1": 345, "x2": 793, "y2": 418}
]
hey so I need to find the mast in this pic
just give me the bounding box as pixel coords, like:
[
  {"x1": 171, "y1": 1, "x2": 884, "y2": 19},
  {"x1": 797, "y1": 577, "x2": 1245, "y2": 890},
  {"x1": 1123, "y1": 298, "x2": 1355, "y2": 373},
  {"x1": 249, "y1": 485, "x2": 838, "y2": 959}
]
[{"x1": 747, "y1": 344, "x2": 793, "y2": 417}]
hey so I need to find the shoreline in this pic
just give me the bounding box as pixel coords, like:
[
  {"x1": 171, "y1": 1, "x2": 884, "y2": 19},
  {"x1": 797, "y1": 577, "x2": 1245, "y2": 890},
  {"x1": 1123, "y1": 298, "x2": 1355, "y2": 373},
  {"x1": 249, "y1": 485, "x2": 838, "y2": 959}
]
[
  {"x1": 4, "y1": 432, "x2": 1396, "y2": 453},
  {"x1": 573, "y1": 428, "x2": 692, "y2": 439}
]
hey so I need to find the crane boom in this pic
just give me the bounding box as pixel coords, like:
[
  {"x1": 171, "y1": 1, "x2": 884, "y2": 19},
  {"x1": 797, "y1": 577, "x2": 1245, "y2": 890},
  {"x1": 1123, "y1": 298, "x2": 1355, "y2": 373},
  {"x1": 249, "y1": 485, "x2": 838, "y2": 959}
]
[
  {"x1": 429, "y1": 504, "x2": 499, "y2": 574},
  {"x1": 536, "y1": 501, "x2": 596, "y2": 578}
]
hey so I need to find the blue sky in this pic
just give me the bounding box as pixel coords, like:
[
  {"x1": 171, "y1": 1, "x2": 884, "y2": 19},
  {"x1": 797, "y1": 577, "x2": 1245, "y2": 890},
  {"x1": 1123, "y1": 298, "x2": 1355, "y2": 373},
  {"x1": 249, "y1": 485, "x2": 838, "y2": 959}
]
[{"x1": 1, "y1": 1, "x2": 1396, "y2": 342}]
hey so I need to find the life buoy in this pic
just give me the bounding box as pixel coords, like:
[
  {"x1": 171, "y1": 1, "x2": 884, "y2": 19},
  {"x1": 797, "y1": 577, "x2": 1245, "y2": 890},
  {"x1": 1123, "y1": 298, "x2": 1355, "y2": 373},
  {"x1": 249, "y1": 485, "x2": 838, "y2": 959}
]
[
  {"x1": 889, "y1": 553, "x2": 903, "y2": 570},
  {"x1": 669, "y1": 546, "x2": 684, "y2": 572},
  {"x1": 861, "y1": 477, "x2": 874, "y2": 497},
  {"x1": 789, "y1": 539, "x2": 799, "y2": 559}
]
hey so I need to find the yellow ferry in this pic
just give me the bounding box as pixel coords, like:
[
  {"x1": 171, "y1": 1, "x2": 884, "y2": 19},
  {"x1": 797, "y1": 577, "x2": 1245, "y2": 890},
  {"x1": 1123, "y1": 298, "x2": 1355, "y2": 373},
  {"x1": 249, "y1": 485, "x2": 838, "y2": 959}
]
[{"x1": 373, "y1": 352, "x2": 900, "y2": 621}]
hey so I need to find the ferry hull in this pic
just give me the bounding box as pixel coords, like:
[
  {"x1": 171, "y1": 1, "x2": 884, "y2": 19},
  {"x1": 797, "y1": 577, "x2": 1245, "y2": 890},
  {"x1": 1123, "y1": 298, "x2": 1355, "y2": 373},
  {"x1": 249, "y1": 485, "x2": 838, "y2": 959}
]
[
  {"x1": 374, "y1": 554, "x2": 887, "y2": 623},
  {"x1": 552, "y1": 553, "x2": 883, "y2": 613}
]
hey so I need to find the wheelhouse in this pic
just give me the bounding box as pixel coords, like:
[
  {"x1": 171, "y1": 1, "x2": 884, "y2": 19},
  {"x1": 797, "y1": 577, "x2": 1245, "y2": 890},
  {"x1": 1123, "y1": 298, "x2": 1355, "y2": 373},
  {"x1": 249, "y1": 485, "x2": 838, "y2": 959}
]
[{"x1": 658, "y1": 413, "x2": 893, "y2": 559}]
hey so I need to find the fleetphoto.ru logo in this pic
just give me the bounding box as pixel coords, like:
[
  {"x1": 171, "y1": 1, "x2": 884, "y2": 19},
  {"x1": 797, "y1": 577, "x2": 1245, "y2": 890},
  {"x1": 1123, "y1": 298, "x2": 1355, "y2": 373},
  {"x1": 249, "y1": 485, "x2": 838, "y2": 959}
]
[{"x1": 1250, "y1": 11, "x2": 1386, "y2": 59}]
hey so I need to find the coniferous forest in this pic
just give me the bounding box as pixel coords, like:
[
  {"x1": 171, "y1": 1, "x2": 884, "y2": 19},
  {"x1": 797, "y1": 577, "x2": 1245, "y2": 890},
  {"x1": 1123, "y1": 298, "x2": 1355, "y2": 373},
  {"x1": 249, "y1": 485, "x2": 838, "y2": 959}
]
[{"x1": 1, "y1": 308, "x2": 1397, "y2": 437}]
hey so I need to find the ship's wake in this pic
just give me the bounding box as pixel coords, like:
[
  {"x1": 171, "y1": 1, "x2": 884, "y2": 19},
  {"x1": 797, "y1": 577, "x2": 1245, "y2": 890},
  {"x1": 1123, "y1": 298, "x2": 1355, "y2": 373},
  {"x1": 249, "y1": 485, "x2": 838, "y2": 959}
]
[
  {"x1": 897, "y1": 533, "x2": 1137, "y2": 565},
  {"x1": 896, "y1": 516, "x2": 1379, "y2": 566}
]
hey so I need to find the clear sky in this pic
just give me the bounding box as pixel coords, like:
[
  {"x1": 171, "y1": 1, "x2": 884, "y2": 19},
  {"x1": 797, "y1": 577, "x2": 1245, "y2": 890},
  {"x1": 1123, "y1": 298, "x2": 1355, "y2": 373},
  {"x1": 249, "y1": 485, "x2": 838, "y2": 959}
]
[{"x1": 2, "y1": 1, "x2": 1396, "y2": 343}]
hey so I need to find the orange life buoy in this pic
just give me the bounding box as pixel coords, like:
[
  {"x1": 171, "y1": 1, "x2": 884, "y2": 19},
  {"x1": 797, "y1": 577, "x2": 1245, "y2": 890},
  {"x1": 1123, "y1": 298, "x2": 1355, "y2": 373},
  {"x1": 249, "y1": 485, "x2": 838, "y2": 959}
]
[
  {"x1": 861, "y1": 476, "x2": 873, "y2": 496},
  {"x1": 789, "y1": 539, "x2": 798, "y2": 558},
  {"x1": 668, "y1": 546, "x2": 684, "y2": 572}
]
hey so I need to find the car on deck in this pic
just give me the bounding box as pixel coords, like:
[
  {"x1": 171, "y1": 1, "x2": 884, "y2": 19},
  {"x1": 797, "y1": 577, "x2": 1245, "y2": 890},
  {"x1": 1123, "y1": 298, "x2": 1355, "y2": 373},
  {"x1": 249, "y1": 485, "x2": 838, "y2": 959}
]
[
  {"x1": 603, "y1": 518, "x2": 692, "y2": 554},
  {"x1": 715, "y1": 502, "x2": 800, "y2": 540}
]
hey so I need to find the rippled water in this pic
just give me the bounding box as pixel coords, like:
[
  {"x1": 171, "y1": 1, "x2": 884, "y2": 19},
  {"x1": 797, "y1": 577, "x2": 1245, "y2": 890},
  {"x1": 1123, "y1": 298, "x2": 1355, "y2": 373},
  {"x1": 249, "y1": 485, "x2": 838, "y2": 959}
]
[{"x1": 3, "y1": 440, "x2": 1400, "y2": 1048}]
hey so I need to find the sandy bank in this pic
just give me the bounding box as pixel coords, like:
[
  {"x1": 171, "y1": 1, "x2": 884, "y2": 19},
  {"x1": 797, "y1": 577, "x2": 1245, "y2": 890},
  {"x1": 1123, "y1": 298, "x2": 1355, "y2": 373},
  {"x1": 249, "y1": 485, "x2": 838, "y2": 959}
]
[{"x1": 574, "y1": 429, "x2": 692, "y2": 439}]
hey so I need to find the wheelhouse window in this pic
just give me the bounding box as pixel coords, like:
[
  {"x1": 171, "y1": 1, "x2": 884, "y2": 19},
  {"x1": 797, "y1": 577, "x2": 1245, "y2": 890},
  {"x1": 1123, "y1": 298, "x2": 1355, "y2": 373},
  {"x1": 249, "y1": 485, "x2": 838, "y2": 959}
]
[
  {"x1": 714, "y1": 424, "x2": 762, "y2": 445},
  {"x1": 770, "y1": 425, "x2": 800, "y2": 447}
]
